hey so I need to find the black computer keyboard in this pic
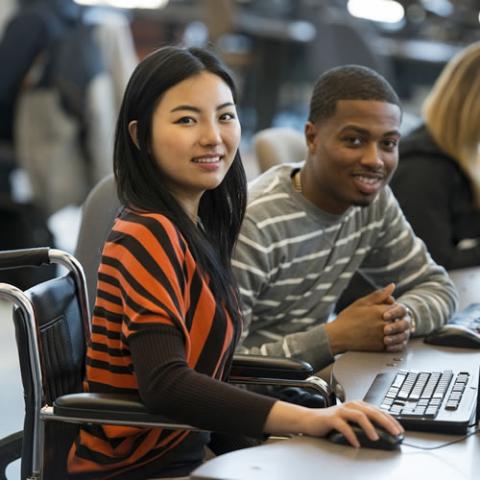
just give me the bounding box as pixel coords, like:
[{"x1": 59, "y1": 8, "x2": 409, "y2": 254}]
[
  {"x1": 364, "y1": 367, "x2": 478, "y2": 434},
  {"x1": 378, "y1": 370, "x2": 469, "y2": 417}
]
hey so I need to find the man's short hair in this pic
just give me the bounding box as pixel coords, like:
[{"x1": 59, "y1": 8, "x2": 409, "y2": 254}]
[{"x1": 308, "y1": 65, "x2": 401, "y2": 124}]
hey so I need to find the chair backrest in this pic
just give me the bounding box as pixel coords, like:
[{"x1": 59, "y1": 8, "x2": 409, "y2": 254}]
[
  {"x1": 18, "y1": 273, "x2": 87, "y2": 403},
  {"x1": 0, "y1": 248, "x2": 90, "y2": 479},
  {"x1": 252, "y1": 127, "x2": 306, "y2": 173},
  {"x1": 16, "y1": 273, "x2": 87, "y2": 478},
  {"x1": 74, "y1": 174, "x2": 121, "y2": 313}
]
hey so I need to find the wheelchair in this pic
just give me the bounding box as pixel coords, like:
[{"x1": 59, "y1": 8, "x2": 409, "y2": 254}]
[{"x1": 0, "y1": 247, "x2": 333, "y2": 479}]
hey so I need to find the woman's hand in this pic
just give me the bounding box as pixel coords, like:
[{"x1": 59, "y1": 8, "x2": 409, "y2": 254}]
[
  {"x1": 264, "y1": 399, "x2": 403, "y2": 448},
  {"x1": 301, "y1": 400, "x2": 403, "y2": 447}
]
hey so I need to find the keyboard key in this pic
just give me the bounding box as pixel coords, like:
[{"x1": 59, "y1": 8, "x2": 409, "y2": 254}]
[
  {"x1": 402, "y1": 410, "x2": 424, "y2": 417},
  {"x1": 389, "y1": 405, "x2": 403, "y2": 414},
  {"x1": 391, "y1": 373, "x2": 407, "y2": 388},
  {"x1": 414, "y1": 406, "x2": 426, "y2": 415},
  {"x1": 425, "y1": 406, "x2": 438, "y2": 417},
  {"x1": 449, "y1": 392, "x2": 462, "y2": 401},
  {"x1": 386, "y1": 388, "x2": 399, "y2": 398},
  {"x1": 421, "y1": 375, "x2": 441, "y2": 398}
]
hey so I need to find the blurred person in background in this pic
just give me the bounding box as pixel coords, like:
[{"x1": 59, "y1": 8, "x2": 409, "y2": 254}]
[
  {"x1": 0, "y1": 0, "x2": 137, "y2": 215},
  {"x1": 0, "y1": 0, "x2": 80, "y2": 197},
  {"x1": 0, "y1": 0, "x2": 81, "y2": 287},
  {"x1": 0, "y1": 0, "x2": 80, "y2": 143},
  {"x1": 391, "y1": 41, "x2": 480, "y2": 270}
]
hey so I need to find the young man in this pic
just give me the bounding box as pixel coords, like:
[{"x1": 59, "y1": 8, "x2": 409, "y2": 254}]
[{"x1": 233, "y1": 65, "x2": 458, "y2": 372}]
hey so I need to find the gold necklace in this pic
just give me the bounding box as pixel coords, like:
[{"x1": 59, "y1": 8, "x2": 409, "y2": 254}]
[{"x1": 293, "y1": 169, "x2": 302, "y2": 193}]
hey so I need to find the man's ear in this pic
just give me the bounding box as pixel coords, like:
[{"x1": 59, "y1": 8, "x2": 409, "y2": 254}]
[
  {"x1": 128, "y1": 120, "x2": 140, "y2": 149},
  {"x1": 304, "y1": 121, "x2": 317, "y2": 154}
]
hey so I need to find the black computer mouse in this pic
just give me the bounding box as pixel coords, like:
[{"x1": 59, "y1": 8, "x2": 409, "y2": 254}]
[
  {"x1": 327, "y1": 424, "x2": 404, "y2": 450},
  {"x1": 423, "y1": 324, "x2": 480, "y2": 349}
]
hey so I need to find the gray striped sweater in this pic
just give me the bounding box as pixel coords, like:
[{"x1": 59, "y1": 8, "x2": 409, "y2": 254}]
[{"x1": 233, "y1": 163, "x2": 458, "y2": 370}]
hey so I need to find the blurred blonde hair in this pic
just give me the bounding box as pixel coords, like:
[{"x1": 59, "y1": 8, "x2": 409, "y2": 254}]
[{"x1": 423, "y1": 41, "x2": 480, "y2": 205}]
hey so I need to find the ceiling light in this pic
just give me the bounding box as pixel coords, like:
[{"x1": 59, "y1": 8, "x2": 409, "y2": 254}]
[
  {"x1": 347, "y1": 0, "x2": 405, "y2": 23},
  {"x1": 74, "y1": 0, "x2": 169, "y2": 9}
]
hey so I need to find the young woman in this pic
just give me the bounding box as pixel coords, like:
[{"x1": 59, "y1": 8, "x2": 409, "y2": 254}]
[
  {"x1": 391, "y1": 41, "x2": 480, "y2": 270},
  {"x1": 68, "y1": 46, "x2": 402, "y2": 479}
]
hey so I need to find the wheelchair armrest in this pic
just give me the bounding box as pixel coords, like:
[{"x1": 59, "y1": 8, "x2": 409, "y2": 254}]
[
  {"x1": 52, "y1": 393, "x2": 196, "y2": 430},
  {"x1": 230, "y1": 354, "x2": 313, "y2": 380},
  {"x1": 230, "y1": 356, "x2": 336, "y2": 407},
  {"x1": 0, "y1": 430, "x2": 23, "y2": 478},
  {"x1": 0, "y1": 248, "x2": 51, "y2": 269},
  {"x1": 53, "y1": 359, "x2": 333, "y2": 430}
]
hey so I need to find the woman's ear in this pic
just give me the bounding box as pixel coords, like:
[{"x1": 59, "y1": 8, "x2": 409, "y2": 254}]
[{"x1": 128, "y1": 120, "x2": 140, "y2": 149}]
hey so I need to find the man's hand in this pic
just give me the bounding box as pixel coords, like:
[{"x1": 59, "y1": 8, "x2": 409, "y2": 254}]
[
  {"x1": 382, "y1": 304, "x2": 414, "y2": 352},
  {"x1": 325, "y1": 283, "x2": 398, "y2": 354}
]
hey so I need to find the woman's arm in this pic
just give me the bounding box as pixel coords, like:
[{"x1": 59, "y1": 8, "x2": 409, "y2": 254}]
[
  {"x1": 129, "y1": 325, "x2": 274, "y2": 437},
  {"x1": 130, "y1": 325, "x2": 403, "y2": 446}
]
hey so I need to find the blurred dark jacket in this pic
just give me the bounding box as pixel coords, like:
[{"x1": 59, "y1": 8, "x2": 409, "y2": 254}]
[
  {"x1": 0, "y1": 0, "x2": 80, "y2": 143},
  {"x1": 0, "y1": 1, "x2": 136, "y2": 213},
  {"x1": 391, "y1": 124, "x2": 480, "y2": 270}
]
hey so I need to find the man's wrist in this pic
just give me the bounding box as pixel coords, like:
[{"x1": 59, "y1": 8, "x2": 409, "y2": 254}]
[
  {"x1": 323, "y1": 321, "x2": 344, "y2": 355},
  {"x1": 402, "y1": 305, "x2": 416, "y2": 334}
]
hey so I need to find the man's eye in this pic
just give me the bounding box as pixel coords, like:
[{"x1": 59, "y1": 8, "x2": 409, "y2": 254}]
[
  {"x1": 382, "y1": 139, "x2": 398, "y2": 150},
  {"x1": 344, "y1": 137, "x2": 362, "y2": 146}
]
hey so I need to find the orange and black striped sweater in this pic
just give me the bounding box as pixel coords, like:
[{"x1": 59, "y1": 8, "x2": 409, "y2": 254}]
[{"x1": 68, "y1": 209, "x2": 275, "y2": 479}]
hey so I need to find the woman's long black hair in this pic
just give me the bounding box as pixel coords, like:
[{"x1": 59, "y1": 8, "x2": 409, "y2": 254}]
[{"x1": 114, "y1": 46, "x2": 247, "y2": 325}]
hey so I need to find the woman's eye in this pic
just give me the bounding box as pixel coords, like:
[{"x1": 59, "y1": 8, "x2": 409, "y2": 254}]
[
  {"x1": 175, "y1": 116, "x2": 195, "y2": 125},
  {"x1": 219, "y1": 112, "x2": 236, "y2": 121}
]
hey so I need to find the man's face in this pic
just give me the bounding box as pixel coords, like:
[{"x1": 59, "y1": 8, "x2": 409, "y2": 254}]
[{"x1": 303, "y1": 99, "x2": 402, "y2": 214}]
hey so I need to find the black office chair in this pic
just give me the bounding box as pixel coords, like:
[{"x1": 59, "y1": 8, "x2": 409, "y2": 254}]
[{"x1": 0, "y1": 247, "x2": 333, "y2": 479}]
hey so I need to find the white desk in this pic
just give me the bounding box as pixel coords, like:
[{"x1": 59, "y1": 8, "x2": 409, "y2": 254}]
[
  {"x1": 192, "y1": 341, "x2": 480, "y2": 480},
  {"x1": 449, "y1": 266, "x2": 480, "y2": 310}
]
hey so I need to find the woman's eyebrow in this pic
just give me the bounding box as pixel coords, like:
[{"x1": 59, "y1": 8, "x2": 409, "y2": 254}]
[{"x1": 170, "y1": 102, "x2": 235, "y2": 113}]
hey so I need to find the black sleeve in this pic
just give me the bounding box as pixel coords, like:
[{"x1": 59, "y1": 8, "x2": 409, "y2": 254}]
[
  {"x1": 128, "y1": 326, "x2": 276, "y2": 437},
  {"x1": 0, "y1": 11, "x2": 50, "y2": 141},
  {"x1": 391, "y1": 157, "x2": 480, "y2": 270}
]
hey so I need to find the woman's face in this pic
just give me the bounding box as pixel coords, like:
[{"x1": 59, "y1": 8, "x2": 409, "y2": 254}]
[{"x1": 146, "y1": 71, "x2": 240, "y2": 211}]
